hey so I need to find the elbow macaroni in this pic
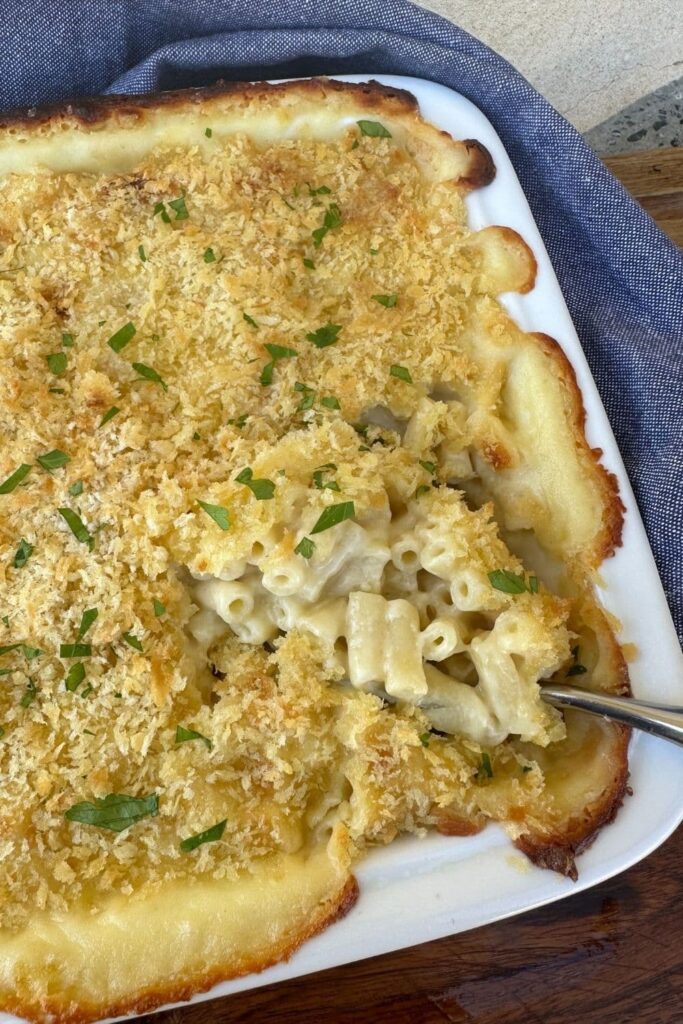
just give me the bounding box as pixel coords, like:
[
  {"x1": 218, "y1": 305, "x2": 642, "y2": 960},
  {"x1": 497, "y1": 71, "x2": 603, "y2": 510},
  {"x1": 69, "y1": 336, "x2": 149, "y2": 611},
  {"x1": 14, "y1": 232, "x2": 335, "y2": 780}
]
[{"x1": 190, "y1": 465, "x2": 568, "y2": 748}]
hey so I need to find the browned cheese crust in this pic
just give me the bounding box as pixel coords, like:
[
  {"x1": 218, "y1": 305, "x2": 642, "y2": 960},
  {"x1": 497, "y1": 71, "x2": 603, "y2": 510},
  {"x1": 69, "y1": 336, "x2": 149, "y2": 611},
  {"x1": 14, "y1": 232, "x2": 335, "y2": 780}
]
[{"x1": 0, "y1": 76, "x2": 630, "y2": 1020}]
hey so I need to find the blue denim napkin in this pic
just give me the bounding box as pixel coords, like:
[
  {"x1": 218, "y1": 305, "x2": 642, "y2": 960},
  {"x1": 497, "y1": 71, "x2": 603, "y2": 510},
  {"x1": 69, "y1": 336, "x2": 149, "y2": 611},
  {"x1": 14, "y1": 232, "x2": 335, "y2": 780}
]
[{"x1": 1, "y1": 1, "x2": 681, "y2": 640}]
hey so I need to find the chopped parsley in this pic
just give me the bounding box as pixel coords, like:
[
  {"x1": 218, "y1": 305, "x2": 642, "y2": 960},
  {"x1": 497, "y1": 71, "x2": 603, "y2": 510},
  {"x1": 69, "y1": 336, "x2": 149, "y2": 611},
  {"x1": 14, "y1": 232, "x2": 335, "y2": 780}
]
[
  {"x1": 312, "y1": 464, "x2": 340, "y2": 491},
  {"x1": 419, "y1": 460, "x2": 436, "y2": 474},
  {"x1": 175, "y1": 724, "x2": 212, "y2": 750},
  {"x1": 0, "y1": 644, "x2": 21, "y2": 656},
  {"x1": 58, "y1": 507, "x2": 93, "y2": 548},
  {"x1": 294, "y1": 382, "x2": 316, "y2": 410},
  {"x1": 122, "y1": 632, "x2": 143, "y2": 652},
  {"x1": 65, "y1": 793, "x2": 159, "y2": 833},
  {"x1": 369, "y1": 247, "x2": 379, "y2": 255},
  {"x1": 243, "y1": 312, "x2": 259, "y2": 329},
  {"x1": 415, "y1": 484, "x2": 431, "y2": 498},
  {"x1": 60, "y1": 643, "x2": 92, "y2": 658},
  {"x1": 99, "y1": 406, "x2": 121, "y2": 428},
  {"x1": 265, "y1": 343, "x2": 297, "y2": 360},
  {"x1": 306, "y1": 323, "x2": 342, "y2": 349},
  {"x1": 312, "y1": 203, "x2": 342, "y2": 247},
  {"x1": 320, "y1": 395, "x2": 341, "y2": 410},
  {"x1": 488, "y1": 569, "x2": 538, "y2": 595},
  {"x1": 153, "y1": 201, "x2": 171, "y2": 224},
  {"x1": 83, "y1": 729, "x2": 96, "y2": 736},
  {"x1": 372, "y1": 293, "x2": 398, "y2": 307},
  {"x1": 107, "y1": 322, "x2": 136, "y2": 353},
  {"x1": 307, "y1": 183, "x2": 332, "y2": 195},
  {"x1": 295, "y1": 536, "x2": 316, "y2": 559},
  {"x1": 65, "y1": 662, "x2": 86, "y2": 692},
  {"x1": 20, "y1": 679, "x2": 37, "y2": 708},
  {"x1": 310, "y1": 501, "x2": 355, "y2": 534},
  {"x1": 168, "y1": 196, "x2": 189, "y2": 220},
  {"x1": 138, "y1": 245, "x2": 147, "y2": 262},
  {"x1": 419, "y1": 732, "x2": 431, "y2": 747},
  {"x1": 205, "y1": 127, "x2": 213, "y2": 138},
  {"x1": 22, "y1": 645, "x2": 43, "y2": 661},
  {"x1": 228, "y1": 414, "x2": 248, "y2": 429},
  {"x1": 357, "y1": 120, "x2": 392, "y2": 138},
  {"x1": 77, "y1": 608, "x2": 98, "y2": 638},
  {"x1": 61, "y1": 332, "x2": 74, "y2": 347},
  {"x1": 49, "y1": 387, "x2": 66, "y2": 395},
  {"x1": 390, "y1": 364, "x2": 412, "y2": 383},
  {"x1": 180, "y1": 818, "x2": 227, "y2": 853},
  {"x1": 198, "y1": 500, "x2": 230, "y2": 530},
  {"x1": 132, "y1": 362, "x2": 167, "y2": 390},
  {"x1": 260, "y1": 362, "x2": 274, "y2": 386},
  {"x1": 47, "y1": 352, "x2": 67, "y2": 375},
  {"x1": 37, "y1": 449, "x2": 70, "y2": 471},
  {"x1": 235, "y1": 467, "x2": 276, "y2": 500},
  {"x1": 69, "y1": 480, "x2": 83, "y2": 496},
  {"x1": 0, "y1": 464, "x2": 32, "y2": 494},
  {"x1": 303, "y1": 258, "x2": 315, "y2": 269},
  {"x1": 80, "y1": 683, "x2": 93, "y2": 699},
  {"x1": 477, "y1": 753, "x2": 494, "y2": 780},
  {"x1": 203, "y1": 247, "x2": 216, "y2": 263},
  {"x1": 153, "y1": 599, "x2": 166, "y2": 617},
  {"x1": 12, "y1": 539, "x2": 33, "y2": 569}
]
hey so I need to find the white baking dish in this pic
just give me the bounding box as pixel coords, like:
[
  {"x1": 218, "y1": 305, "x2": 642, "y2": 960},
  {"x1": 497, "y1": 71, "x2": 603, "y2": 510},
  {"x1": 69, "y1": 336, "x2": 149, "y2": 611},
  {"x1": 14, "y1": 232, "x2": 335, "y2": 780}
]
[{"x1": 4, "y1": 72, "x2": 682, "y2": 1024}]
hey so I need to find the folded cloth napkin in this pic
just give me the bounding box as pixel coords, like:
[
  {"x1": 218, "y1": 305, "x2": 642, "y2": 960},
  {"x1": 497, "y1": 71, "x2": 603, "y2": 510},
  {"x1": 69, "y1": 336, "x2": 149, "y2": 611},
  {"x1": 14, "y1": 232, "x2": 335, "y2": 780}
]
[{"x1": 1, "y1": 0, "x2": 681, "y2": 640}]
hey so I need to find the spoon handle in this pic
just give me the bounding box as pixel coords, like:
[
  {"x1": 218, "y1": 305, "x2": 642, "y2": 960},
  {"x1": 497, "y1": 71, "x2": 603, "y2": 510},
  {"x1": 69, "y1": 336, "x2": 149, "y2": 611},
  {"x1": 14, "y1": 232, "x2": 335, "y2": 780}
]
[{"x1": 541, "y1": 685, "x2": 683, "y2": 747}]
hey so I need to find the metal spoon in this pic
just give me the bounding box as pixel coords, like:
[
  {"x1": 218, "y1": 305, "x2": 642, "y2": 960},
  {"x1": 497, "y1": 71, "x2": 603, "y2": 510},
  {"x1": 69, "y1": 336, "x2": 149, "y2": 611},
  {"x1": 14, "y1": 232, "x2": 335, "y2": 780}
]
[{"x1": 541, "y1": 685, "x2": 683, "y2": 747}]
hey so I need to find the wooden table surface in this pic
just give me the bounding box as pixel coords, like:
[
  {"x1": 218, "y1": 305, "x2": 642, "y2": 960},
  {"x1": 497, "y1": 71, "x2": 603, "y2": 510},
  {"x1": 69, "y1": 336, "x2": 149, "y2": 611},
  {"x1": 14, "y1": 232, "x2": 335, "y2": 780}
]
[{"x1": 148, "y1": 147, "x2": 683, "y2": 1024}]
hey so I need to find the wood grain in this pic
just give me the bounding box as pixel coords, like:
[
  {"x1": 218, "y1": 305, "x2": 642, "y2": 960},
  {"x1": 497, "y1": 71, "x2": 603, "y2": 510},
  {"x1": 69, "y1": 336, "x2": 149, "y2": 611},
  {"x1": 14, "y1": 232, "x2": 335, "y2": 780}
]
[
  {"x1": 604, "y1": 147, "x2": 683, "y2": 246},
  {"x1": 146, "y1": 147, "x2": 682, "y2": 1024}
]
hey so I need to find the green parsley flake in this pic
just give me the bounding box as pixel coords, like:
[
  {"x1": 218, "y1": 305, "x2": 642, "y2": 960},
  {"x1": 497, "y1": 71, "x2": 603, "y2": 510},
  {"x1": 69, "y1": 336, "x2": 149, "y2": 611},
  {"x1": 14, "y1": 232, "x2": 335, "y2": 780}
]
[
  {"x1": 180, "y1": 818, "x2": 227, "y2": 853},
  {"x1": 22, "y1": 645, "x2": 43, "y2": 661},
  {"x1": 243, "y1": 312, "x2": 259, "y2": 329},
  {"x1": 260, "y1": 362, "x2": 274, "y2": 386},
  {"x1": 312, "y1": 464, "x2": 340, "y2": 492},
  {"x1": 306, "y1": 323, "x2": 342, "y2": 349},
  {"x1": 47, "y1": 352, "x2": 67, "y2": 375},
  {"x1": 60, "y1": 642, "x2": 92, "y2": 658},
  {"x1": 62, "y1": 333, "x2": 74, "y2": 347},
  {"x1": 132, "y1": 362, "x2": 167, "y2": 390},
  {"x1": 419, "y1": 732, "x2": 431, "y2": 747},
  {"x1": 228, "y1": 414, "x2": 248, "y2": 429},
  {"x1": 488, "y1": 569, "x2": 538, "y2": 595},
  {"x1": 198, "y1": 500, "x2": 230, "y2": 531},
  {"x1": 390, "y1": 364, "x2": 412, "y2": 383},
  {"x1": 37, "y1": 449, "x2": 70, "y2": 471},
  {"x1": 12, "y1": 539, "x2": 33, "y2": 569},
  {"x1": 415, "y1": 484, "x2": 431, "y2": 498},
  {"x1": 0, "y1": 643, "x2": 21, "y2": 656},
  {"x1": 20, "y1": 680, "x2": 37, "y2": 708},
  {"x1": 58, "y1": 507, "x2": 93, "y2": 548},
  {"x1": 320, "y1": 395, "x2": 341, "y2": 410},
  {"x1": 312, "y1": 203, "x2": 342, "y2": 247},
  {"x1": 303, "y1": 258, "x2": 315, "y2": 269},
  {"x1": 175, "y1": 724, "x2": 212, "y2": 750},
  {"x1": 49, "y1": 388, "x2": 66, "y2": 395},
  {"x1": 311, "y1": 501, "x2": 355, "y2": 534},
  {"x1": 203, "y1": 247, "x2": 217, "y2": 263},
  {"x1": 235, "y1": 467, "x2": 276, "y2": 501},
  {"x1": 107, "y1": 322, "x2": 136, "y2": 353},
  {"x1": 65, "y1": 793, "x2": 159, "y2": 833},
  {"x1": 372, "y1": 293, "x2": 397, "y2": 307},
  {"x1": 168, "y1": 196, "x2": 189, "y2": 220},
  {"x1": 69, "y1": 480, "x2": 84, "y2": 496},
  {"x1": 0, "y1": 464, "x2": 32, "y2": 494},
  {"x1": 122, "y1": 632, "x2": 143, "y2": 652},
  {"x1": 357, "y1": 119, "x2": 392, "y2": 138},
  {"x1": 265, "y1": 343, "x2": 297, "y2": 360},
  {"x1": 478, "y1": 753, "x2": 494, "y2": 780},
  {"x1": 99, "y1": 406, "x2": 121, "y2": 428},
  {"x1": 419, "y1": 460, "x2": 436, "y2": 474},
  {"x1": 295, "y1": 536, "x2": 316, "y2": 559},
  {"x1": 65, "y1": 662, "x2": 86, "y2": 692},
  {"x1": 205, "y1": 127, "x2": 213, "y2": 138},
  {"x1": 80, "y1": 683, "x2": 93, "y2": 699},
  {"x1": 77, "y1": 608, "x2": 98, "y2": 638},
  {"x1": 153, "y1": 201, "x2": 171, "y2": 224},
  {"x1": 138, "y1": 245, "x2": 147, "y2": 262},
  {"x1": 153, "y1": 599, "x2": 166, "y2": 617}
]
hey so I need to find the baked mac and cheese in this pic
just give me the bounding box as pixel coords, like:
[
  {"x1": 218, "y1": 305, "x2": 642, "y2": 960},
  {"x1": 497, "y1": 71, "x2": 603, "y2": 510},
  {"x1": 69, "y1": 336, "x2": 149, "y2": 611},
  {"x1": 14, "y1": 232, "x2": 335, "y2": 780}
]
[{"x1": 0, "y1": 79, "x2": 629, "y2": 1022}]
